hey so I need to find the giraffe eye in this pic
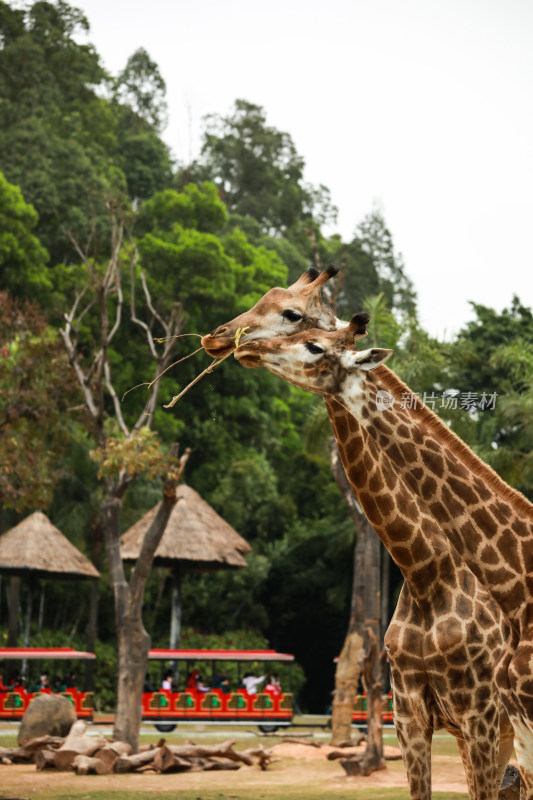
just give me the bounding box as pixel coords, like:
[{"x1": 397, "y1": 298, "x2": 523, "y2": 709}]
[
  {"x1": 305, "y1": 342, "x2": 324, "y2": 355},
  {"x1": 282, "y1": 309, "x2": 302, "y2": 323}
]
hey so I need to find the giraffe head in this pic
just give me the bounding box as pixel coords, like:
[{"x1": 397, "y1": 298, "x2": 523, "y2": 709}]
[
  {"x1": 201, "y1": 265, "x2": 359, "y2": 357},
  {"x1": 235, "y1": 315, "x2": 392, "y2": 400}
]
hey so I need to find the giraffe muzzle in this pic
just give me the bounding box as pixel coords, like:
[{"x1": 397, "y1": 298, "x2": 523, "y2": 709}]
[{"x1": 234, "y1": 345, "x2": 262, "y2": 368}]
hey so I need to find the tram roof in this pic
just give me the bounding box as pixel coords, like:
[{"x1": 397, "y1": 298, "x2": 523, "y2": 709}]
[
  {"x1": 148, "y1": 648, "x2": 294, "y2": 663},
  {"x1": 0, "y1": 647, "x2": 96, "y2": 660}
]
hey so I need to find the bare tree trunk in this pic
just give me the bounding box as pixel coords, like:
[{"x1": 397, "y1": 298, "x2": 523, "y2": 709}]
[
  {"x1": 7, "y1": 576, "x2": 19, "y2": 646},
  {"x1": 360, "y1": 629, "x2": 387, "y2": 774},
  {"x1": 363, "y1": 522, "x2": 381, "y2": 655},
  {"x1": 331, "y1": 631, "x2": 364, "y2": 746},
  {"x1": 37, "y1": 583, "x2": 45, "y2": 634},
  {"x1": 330, "y1": 441, "x2": 366, "y2": 745},
  {"x1": 329, "y1": 440, "x2": 385, "y2": 754},
  {"x1": 23, "y1": 579, "x2": 33, "y2": 646},
  {"x1": 58, "y1": 215, "x2": 187, "y2": 753},
  {"x1": 106, "y1": 454, "x2": 186, "y2": 752},
  {"x1": 85, "y1": 526, "x2": 103, "y2": 691},
  {"x1": 170, "y1": 564, "x2": 182, "y2": 649}
]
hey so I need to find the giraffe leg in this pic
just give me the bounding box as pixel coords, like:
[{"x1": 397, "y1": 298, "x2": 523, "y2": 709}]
[
  {"x1": 393, "y1": 696, "x2": 432, "y2": 800},
  {"x1": 455, "y1": 720, "x2": 501, "y2": 800}
]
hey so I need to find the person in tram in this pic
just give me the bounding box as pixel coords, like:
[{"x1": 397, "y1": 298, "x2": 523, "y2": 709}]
[
  {"x1": 9, "y1": 673, "x2": 25, "y2": 692},
  {"x1": 196, "y1": 673, "x2": 210, "y2": 692},
  {"x1": 64, "y1": 671, "x2": 77, "y2": 689},
  {"x1": 185, "y1": 669, "x2": 200, "y2": 691},
  {"x1": 212, "y1": 673, "x2": 231, "y2": 693},
  {"x1": 242, "y1": 672, "x2": 265, "y2": 695},
  {"x1": 161, "y1": 670, "x2": 174, "y2": 691},
  {"x1": 143, "y1": 673, "x2": 154, "y2": 692},
  {"x1": 27, "y1": 672, "x2": 50, "y2": 694},
  {"x1": 185, "y1": 669, "x2": 210, "y2": 693},
  {"x1": 264, "y1": 673, "x2": 282, "y2": 695}
]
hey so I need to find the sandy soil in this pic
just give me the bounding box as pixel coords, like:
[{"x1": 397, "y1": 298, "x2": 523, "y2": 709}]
[{"x1": 0, "y1": 741, "x2": 471, "y2": 797}]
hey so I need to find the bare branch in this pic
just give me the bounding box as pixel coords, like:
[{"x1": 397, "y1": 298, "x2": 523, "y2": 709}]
[
  {"x1": 107, "y1": 283, "x2": 123, "y2": 345},
  {"x1": 63, "y1": 228, "x2": 96, "y2": 282},
  {"x1": 58, "y1": 327, "x2": 99, "y2": 421},
  {"x1": 140, "y1": 271, "x2": 167, "y2": 332},
  {"x1": 104, "y1": 361, "x2": 129, "y2": 436},
  {"x1": 130, "y1": 258, "x2": 158, "y2": 360}
]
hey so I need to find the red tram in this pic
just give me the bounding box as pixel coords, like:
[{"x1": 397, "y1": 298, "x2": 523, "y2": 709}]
[
  {"x1": 0, "y1": 647, "x2": 95, "y2": 721},
  {"x1": 142, "y1": 648, "x2": 294, "y2": 733},
  {"x1": 352, "y1": 692, "x2": 394, "y2": 724}
]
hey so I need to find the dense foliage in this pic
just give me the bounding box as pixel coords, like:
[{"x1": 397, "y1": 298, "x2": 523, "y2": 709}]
[{"x1": 0, "y1": 0, "x2": 531, "y2": 714}]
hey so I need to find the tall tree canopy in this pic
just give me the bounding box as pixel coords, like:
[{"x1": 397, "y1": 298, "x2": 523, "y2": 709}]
[
  {"x1": 188, "y1": 99, "x2": 336, "y2": 235},
  {"x1": 0, "y1": 0, "x2": 172, "y2": 263}
]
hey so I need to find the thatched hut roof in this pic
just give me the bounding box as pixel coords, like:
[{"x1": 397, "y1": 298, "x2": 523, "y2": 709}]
[
  {"x1": 121, "y1": 484, "x2": 251, "y2": 569},
  {"x1": 0, "y1": 511, "x2": 100, "y2": 580}
]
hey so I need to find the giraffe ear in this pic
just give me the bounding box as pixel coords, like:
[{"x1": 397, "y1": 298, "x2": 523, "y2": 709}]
[{"x1": 345, "y1": 348, "x2": 393, "y2": 371}]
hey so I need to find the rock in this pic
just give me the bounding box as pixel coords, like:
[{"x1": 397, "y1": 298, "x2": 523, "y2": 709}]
[{"x1": 18, "y1": 694, "x2": 77, "y2": 746}]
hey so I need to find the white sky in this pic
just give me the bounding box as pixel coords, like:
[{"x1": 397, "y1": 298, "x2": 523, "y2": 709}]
[{"x1": 74, "y1": 0, "x2": 533, "y2": 340}]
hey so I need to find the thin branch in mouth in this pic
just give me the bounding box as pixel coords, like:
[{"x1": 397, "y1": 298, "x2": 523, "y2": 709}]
[
  {"x1": 150, "y1": 333, "x2": 203, "y2": 343},
  {"x1": 122, "y1": 347, "x2": 204, "y2": 401},
  {"x1": 163, "y1": 350, "x2": 234, "y2": 409}
]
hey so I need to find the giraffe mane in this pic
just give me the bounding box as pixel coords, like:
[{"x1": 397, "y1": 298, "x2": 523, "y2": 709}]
[{"x1": 373, "y1": 365, "x2": 533, "y2": 521}]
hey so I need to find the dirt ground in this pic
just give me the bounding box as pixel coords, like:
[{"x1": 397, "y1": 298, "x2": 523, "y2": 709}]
[{"x1": 0, "y1": 740, "x2": 472, "y2": 797}]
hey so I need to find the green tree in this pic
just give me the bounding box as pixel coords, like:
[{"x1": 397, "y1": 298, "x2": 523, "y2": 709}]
[
  {"x1": 355, "y1": 208, "x2": 416, "y2": 316},
  {"x1": 0, "y1": 293, "x2": 76, "y2": 516},
  {"x1": 189, "y1": 99, "x2": 336, "y2": 235},
  {"x1": 0, "y1": 172, "x2": 50, "y2": 301},
  {"x1": 113, "y1": 47, "x2": 168, "y2": 132},
  {"x1": 0, "y1": 1, "x2": 172, "y2": 263}
]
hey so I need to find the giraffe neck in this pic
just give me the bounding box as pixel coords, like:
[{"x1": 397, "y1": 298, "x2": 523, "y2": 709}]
[
  {"x1": 330, "y1": 367, "x2": 533, "y2": 629},
  {"x1": 325, "y1": 396, "x2": 465, "y2": 604}
]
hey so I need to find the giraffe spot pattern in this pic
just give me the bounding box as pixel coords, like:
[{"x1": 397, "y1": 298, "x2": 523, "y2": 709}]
[
  {"x1": 421, "y1": 449, "x2": 445, "y2": 477},
  {"x1": 429, "y1": 501, "x2": 451, "y2": 523},
  {"x1": 375, "y1": 493, "x2": 395, "y2": 518},
  {"x1": 358, "y1": 492, "x2": 382, "y2": 526},
  {"x1": 401, "y1": 441, "x2": 418, "y2": 463},
  {"x1": 489, "y1": 501, "x2": 512, "y2": 524},
  {"x1": 421, "y1": 476, "x2": 437, "y2": 500},
  {"x1": 447, "y1": 476, "x2": 479, "y2": 506},
  {"x1": 397, "y1": 493, "x2": 419, "y2": 521},
  {"x1": 472, "y1": 507, "x2": 498, "y2": 538},
  {"x1": 411, "y1": 535, "x2": 433, "y2": 563},
  {"x1": 440, "y1": 485, "x2": 464, "y2": 517},
  {"x1": 388, "y1": 515, "x2": 414, "y2": 542},
  {"x1": 368, "y1": 472, "x2": 384, "y2": 493}
]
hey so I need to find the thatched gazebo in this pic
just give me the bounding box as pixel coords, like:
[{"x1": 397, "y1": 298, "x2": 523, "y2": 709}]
[
  {"x1": 0, "y1": 511, "x2": 100, "y2": 661},
  {"x1": 0, "y1": 512, "x2": 100, "y2": 581},
  {"x1": 121, "y1": 484, "x2": 251, "y2": 648}
]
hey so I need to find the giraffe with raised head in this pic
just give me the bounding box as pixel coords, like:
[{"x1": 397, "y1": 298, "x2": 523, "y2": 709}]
[
  {"x1": 202, "y1": 271, "x2": 515, "y2": 800},
  {"x1": 232, "y1": 317, "x2": 533, "y2": 796}
]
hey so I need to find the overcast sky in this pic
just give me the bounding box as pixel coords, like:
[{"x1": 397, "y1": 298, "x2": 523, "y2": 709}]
[{"x1": 74, "y1": 0, "x2": 533, "y2": 340}]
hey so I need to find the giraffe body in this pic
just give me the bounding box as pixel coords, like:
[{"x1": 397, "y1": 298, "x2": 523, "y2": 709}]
[{"x1": 233, "y1": 319, "x2": 533, "y2": 795}]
